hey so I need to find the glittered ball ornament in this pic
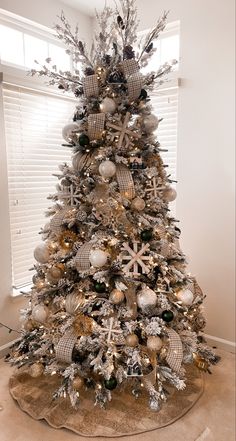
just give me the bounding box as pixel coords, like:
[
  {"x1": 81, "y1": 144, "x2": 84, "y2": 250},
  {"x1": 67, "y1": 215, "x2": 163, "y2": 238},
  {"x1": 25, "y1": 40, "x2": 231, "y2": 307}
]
[
  {"x1": 33, "y1": 243, "x2": 50, "y2": 264},
  {"x1": 142, "y1": 114, "x2": 159, "y2": 133},
  {"x1": 176, "y1": 289, "x2": 194, "y2": 306},
  {"x1": 89, "y1": 249, "x2": 109, "y2": 268},
  {"x1": 109, "y1": 289, "x2": 125, "y2": 304},
  {"x1": 99, "y1": 160, "x2": 116, "y2": 178},
  {"x1": 72, "y1": 376, "x2": 84, "y2": 391},
  {"x1": 161, "y1": 310, "x2": 174, "y2": 322},
  {"x1": 131, "y1": 197, "x2": 145, "y2": 211},
  {"x1": 94, "y1": 282, "x2": 106, "y2": 293},
  {"x1": 78, "y1": 133, "x2": 90, "y2": 147},
  {"x1": 62, "y1": 122, "x2": 80, "y2": 143},
  {"x1": 147, "y1": 336, "x2": 163, "y2": 352},
  {"x1": 32, "y1": 304, "x2": 49, "y2": 323},
  {"x1": 100, "y1": 97, "x2": 117, "y2": 114},
  {"x1": 46, "y1": 265, "x2": 64, "y2": 283},
  {"x1": 29, "y1": 363, "x2": 44, "y2": 378},
  {"x1": 140, "y1": 229, "x2": 153, "y2": 242},
  {"x1": 162, "y1": 187, "x2": 177, "y2": 202},
  {"x1": 104, "y1": 377, "x2": 118, "y2": 390},
  {"x1": 126, "y1": 333, "x2": 139, "y2": 347},
  {"x1": 137, "y1": 287, "x2": 157, "y2": 310}
]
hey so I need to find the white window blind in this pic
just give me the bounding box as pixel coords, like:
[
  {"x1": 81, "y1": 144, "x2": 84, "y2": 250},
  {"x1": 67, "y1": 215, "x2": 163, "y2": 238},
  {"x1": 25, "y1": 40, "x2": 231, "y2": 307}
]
[
  {"x1": 151, "y1": 85, "x2": 178, "y2": 181},
  {"x1": 3, "y1": 84, "x2": 76, "y2": 289}
]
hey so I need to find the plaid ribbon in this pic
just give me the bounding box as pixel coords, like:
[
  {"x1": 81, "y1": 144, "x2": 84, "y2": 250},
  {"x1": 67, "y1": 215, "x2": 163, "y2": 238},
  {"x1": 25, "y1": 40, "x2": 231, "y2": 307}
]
[
  {"x1": 55, "y1": 329, "x2": 77, "y2": 363},
  {"x1": 88, "y1": 113, "x2": 105, "y2": 140},
  {"x1": 166, "y1": 328, "x2": 183, "y2": 372},
  {"x1": 83, "y1": 74, "x2": 99, "y2": 98},
  {"x1": 75, "y1": 242, "x2": 94, "y2": 272},
  {"x1": 127, "y1": 72, "x2": 143, "y2": 100},
  {"x1": 122, "y1": 59, "x2": 139, "y2": 76},
  {"x1": 116, "y1": 163, "x2": 135, "y2": 199},
  {"x1": 50, "y1": 208, "x2": 69, "y2": 234},
  {"x1": 160, "y1": 239, "x2": 170, "y2": 258}
]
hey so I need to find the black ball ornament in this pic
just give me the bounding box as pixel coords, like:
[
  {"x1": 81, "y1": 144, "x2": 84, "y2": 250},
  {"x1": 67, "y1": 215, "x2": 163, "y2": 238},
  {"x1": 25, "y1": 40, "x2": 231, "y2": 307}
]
[
  {"x1": 104, "y1": 377, "x2": 118, "y2": 390},
  {"x1": 79, "y1": 133, "x2": 90, "y2": 147},
  {"x1": 161, "y1": 310, "x2": 174, "y2": 322},
  {"x1": 139, "y1": 89, "x2": 148, "y2": 100},
  {"x1": 140, "y1": 229, "x2": 153, "y2": 242},
  {"x1": 94, "y1": 282, "x2": 106, "y2": 293}
]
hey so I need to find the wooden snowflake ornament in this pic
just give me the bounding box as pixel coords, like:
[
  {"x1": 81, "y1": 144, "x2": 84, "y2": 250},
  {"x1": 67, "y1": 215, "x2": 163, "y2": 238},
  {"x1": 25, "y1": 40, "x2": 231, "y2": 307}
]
[
  {"x1": 107, "y1": 112, "x2": 141, "y2": 150},
  {"x1": 120, "y1": 241, "x2": 150, "y2": 276},
  {"x1": 58, "y1": 185, "x2": 80, "y2": 206},
  {"x1": 99, "y1": 317, "x2": 123, "y2": 344},
  {"x1": 145, "y1": 177, "x2": 159, "y2": 198}
]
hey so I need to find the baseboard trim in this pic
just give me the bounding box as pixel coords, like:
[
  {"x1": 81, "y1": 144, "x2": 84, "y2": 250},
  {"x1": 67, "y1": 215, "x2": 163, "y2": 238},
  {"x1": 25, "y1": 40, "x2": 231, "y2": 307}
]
[
  {"x1": 0, "y1": 338, "x2": 20, "y2": 358},
  {"x1": 204, "y1": 333, "x2": 236, "y2": 353}
]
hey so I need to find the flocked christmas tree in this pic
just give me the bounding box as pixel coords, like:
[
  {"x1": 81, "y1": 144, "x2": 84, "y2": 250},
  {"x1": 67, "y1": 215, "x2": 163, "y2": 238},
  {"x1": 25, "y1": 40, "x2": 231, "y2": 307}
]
[{"x1": 7, "y1": 0, "x2": 219, "y2": 411}]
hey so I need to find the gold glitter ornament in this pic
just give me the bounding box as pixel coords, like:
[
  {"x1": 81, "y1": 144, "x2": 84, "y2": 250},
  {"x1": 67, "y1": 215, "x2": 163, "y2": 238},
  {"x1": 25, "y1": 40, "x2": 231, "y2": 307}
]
[
  {"x1": 73, "y1": 314, "x2": 94, "y2": 336},
  {"x1": 58, "y1": 230, "x2": 77, "y2": 251},
  {"x1": 72, "y1": 376, "x2": 84, "y2": 391},
  {"x1": 126, "y1": 333, "x2": 139, "y2": 347},
  {"x1": 146, "y1": 336, "x2": 163, "y2": 352},
  {"x1": 109, "y1": 289, "x2": 125, "y2": 304},
  {"x1": 29, "y1": 363, "x2": 44, "y2": 378}
]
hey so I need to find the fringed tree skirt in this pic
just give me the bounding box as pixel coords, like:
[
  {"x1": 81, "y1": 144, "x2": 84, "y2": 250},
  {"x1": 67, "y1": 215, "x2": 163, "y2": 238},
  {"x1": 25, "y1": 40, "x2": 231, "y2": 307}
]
[{"x1": 9, "y1": 365, "x2": 204, "y2": 437}]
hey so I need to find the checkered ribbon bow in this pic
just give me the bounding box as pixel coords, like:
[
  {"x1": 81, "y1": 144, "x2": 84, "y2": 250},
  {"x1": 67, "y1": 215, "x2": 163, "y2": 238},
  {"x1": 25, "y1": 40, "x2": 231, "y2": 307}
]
[
  {"x1": 55, "y1": 329, "x2": 77, "y2": 363},
  {"x1": 88, "y1": 113, "x2": 105, "y2": 140},
  {"x1": 116, "y1": 163, "x2": 135, "y2": 200},
  {"x1": 75, "y1": 242, "x2": 94, "y2": 272},
  {"x1": 83, "y1": 74, "x2": 99, "y2": 98},
  {"x1": 122, "y1": 59, "x2": 143, "y2": 100},
  {"x1": 166, "y1": 328, "x2": 183, "y2": 372}
]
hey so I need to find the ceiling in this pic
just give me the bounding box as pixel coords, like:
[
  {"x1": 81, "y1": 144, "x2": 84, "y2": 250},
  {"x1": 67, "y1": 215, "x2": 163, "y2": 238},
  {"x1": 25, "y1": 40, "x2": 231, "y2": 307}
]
[{"x1": 61, "y1": 0, "x2": 115, "y2": 17}]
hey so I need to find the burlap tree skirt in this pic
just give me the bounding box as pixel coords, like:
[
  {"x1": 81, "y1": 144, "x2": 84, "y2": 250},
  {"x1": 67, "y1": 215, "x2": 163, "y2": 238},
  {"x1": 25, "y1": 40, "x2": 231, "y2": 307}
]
[{"x1": 9, "y1": 365, "x2": 204, "y2": 437}]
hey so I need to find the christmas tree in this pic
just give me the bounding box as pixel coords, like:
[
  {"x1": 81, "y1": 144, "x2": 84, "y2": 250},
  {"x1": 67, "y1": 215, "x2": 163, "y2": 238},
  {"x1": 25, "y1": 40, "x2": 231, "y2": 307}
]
[{"x1": 7, "y1": 0, "x2": 218, "y2": 412}]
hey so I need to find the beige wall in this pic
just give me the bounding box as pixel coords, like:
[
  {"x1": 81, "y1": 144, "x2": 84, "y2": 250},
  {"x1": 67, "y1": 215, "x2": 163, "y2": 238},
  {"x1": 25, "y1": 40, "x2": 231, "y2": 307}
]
[{"x1": 135, "y1": 0, "x2": 235, "y2": 346}]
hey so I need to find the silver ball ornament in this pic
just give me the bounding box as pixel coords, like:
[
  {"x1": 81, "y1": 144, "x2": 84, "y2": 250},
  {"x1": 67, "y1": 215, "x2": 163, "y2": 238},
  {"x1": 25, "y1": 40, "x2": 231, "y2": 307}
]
[
  {"x1": 147, "y1": 336, "x2": 163, "y2": 352},
  {"x1": 100, "y1": 97, "x2": 117, "y2": 114},
  {"x1": 99, "y1": 160, "x2": 116, "y2": 178},
  {"x1": 142, "y1": 114, "x2": 159, "y2": 133},
  {"x1": 176, "y1": 289, "x2": 194, "y2": 306},
  {"x1": 89, "y1": 249, "x2": 109, "y2": 267},
  {"x1": 62, "y1": 122, "x2": 80, "y2": 143},
  {"x1": 162, "y1": 187, "x2": 177, "y2": 202},
  {"x1": 131, "y1": 197, "x2": 146, "y2": 211},
  {"x1": 34, "y1": 243, "x2": 50, "y2": 264},
  {"x1": 137, "y1": 287, "x2": 157, "y2": 310},
  {"x1": 32, "y1": 304, "x2": 49, "y2": 323}
]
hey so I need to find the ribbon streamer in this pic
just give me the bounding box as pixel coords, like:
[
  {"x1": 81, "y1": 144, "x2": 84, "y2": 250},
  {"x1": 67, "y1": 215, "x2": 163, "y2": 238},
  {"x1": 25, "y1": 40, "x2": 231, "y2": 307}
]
[
  {"x1": 83, "y1": 74, "x2": 99, "y2": 98},
  {"x1": 124, "y1": 285, "x2": 138, "y2": 319},
  {"x1": 88, "y1": 113, "x2": 105, "y2": 140},
  {"x1": 55, "y1": 329, "x2": 77, "y2": 363},
  {"x1": 75, "y1": 242, "x2": 94, "y2": 272},
  {"x1": 166, "y1": 328, "x2": 183, "y2": 372},
  {"x1": 116, "y1": 163, "x2": 135, "y2": 200},
  {"x1": 122, "y1": 59, "x2": 142, "y2": 100}
]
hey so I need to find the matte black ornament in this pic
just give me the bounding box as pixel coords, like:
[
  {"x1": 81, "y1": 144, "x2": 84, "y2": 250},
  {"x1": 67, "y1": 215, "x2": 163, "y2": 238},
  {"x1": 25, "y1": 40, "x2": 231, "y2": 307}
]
[
  {"x1": 79, "y1": 133, "x2": 90, "y2": 147},
  {"x1": 140, "y1": 229, "x2": 153, "y2": 242},
  {"x1": 139, "y1": 89, "x2": 148, "y2": 100},
  {"x1": 161, "y1": 310, "x2": 174, "y2": 322},
  {"x1": 104, "y1": 377, "x2": 118, "y2": 390},
  {"x1": 94, "y1": 282, "x2": 106, "y2": 293}
]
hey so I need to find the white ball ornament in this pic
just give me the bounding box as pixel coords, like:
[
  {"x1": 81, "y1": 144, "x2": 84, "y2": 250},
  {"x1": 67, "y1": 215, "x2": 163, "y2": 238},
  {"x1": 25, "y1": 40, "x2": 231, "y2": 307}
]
[
  {"x1": 131, "y1": 197, "x2": 146, "y2": 211},
  {"x1": 89, "y1": 249, "x2": 109, "y2": 267},
  {"x1": 99, "y1": 160, "x2": 116, "y2": 178},
  {"x1": 62, "y1": 122, "x2": 80, "y2": 143},
  {"x1": 34, "y1": 243, "x2": 50, "y2": 264},
  {"x1": 163, "y1": 187, "x2": 177, "y2": 202},
  {"x1": 176, "y1": 289, "x2": 194, "y2": 306},
  {"x1": 137, "y1": 287, "x2": 157, "y2": 310},
  {"x1": 142, "y1": 114, "x2": 159, "y2": 133},
  {"x1": 32, "y1": 304, "x2": 49, "y2": 323},
  {"x1": 147, "y1": 336, "x2": 163, "y2": 352},
  {"x1": 100, "y1": 97, "x2": 117, "y2": 114}
]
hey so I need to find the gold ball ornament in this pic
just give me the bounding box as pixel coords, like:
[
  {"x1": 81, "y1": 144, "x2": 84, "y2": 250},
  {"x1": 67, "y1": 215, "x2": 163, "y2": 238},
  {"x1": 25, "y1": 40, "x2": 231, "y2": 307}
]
[
  {"x1": 131, "y1": 197, "x2": 146, "y2": 211},
  {"x1": 23, "y1": 319, "x2": 37, "y2": 331},
  {"x1": 162, "y1": 187, "x2": 177, "y2": 202},
  {"x1": 29, "y1": 363, "x2": 44, "y2": 378},
  {"x1": 126, "y1": 334, "x2": 139, "y2": 347},
  {"x1": 72, "y1": 376, "x2": 84, "y2": 391},
  {"x1": 34, "y1": 243, "x2": 50, "y2": 264},
  {"x1": 46, "y1": 265, "x2": 64, "y2": 283},
  {"x1": 32, "y1": 304, "x2": 49, "y2": 323},
  {"x1": 146, "y1": 336, "x2": 163, "y2": 352},
  {"x1": 109, "y1": 289, "x2": 125, "y2": 304}
]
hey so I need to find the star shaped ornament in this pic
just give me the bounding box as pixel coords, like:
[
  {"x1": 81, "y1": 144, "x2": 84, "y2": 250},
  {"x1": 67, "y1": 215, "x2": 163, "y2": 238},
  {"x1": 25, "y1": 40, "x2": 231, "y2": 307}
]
[{"x1": 107, "y1": 112, "x2": 141, "y2": 151}]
